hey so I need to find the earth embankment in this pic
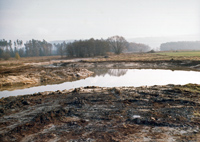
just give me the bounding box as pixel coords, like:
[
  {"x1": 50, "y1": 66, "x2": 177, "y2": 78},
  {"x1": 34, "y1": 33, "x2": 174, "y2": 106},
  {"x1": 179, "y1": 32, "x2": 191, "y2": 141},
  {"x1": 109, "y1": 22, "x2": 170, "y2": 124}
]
[{"x1": 0, "y1": 66, "x2": 93, "y2": 91}]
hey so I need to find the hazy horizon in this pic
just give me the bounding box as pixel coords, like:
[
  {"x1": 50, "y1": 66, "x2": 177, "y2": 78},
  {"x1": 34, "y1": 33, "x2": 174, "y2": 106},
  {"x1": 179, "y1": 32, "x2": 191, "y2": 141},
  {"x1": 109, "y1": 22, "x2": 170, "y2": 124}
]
[
  {"x1": 49, "y1": 34, "x2": 199, "y2": 49},
  {"x1": 0, "y1": 0, "x2": 199, "y2": 43}
]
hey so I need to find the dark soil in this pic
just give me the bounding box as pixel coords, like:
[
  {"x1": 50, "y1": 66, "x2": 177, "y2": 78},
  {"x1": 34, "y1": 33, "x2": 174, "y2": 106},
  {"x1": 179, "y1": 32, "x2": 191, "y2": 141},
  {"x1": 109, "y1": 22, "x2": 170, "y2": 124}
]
[{"x1": 0, "y1": 84, "x2": 200, "y2": 141}]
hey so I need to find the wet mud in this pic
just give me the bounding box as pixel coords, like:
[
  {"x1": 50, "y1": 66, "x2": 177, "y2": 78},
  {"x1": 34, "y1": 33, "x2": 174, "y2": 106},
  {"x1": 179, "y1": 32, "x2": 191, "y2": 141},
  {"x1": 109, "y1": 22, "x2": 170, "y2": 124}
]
[
  {"x1": 1, "y1": 59, "x2": 200, "y2": 91},
  {"x1": 60, "y1": 60, "x2": 200, "y2": 71},
  {"x1": 0, "y1": 84, "x2": 200, "y2": 141},
  {"x1": 0, "y1": 66, "x2": 93, "y2": 91}
]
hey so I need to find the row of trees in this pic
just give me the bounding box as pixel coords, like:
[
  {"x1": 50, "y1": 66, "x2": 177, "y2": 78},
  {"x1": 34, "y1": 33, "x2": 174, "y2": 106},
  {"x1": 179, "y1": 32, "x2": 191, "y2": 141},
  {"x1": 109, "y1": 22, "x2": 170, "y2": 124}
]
[
  {"x1": 24, "y1": 39, "x2": 52, "y2": 57},
  {"x1": 160, "y1": 41, "x2": 200, "y2": 51},
  {"x1": 54, "y1": 36, "x2": 151, "y2": 57},
  {"x1": 0, "y1": 39, "x2": 23, "y2": 60},
  {"x1": 0, "y1": 39, "x2": 52, "y2": 59},
  {"x1": 0, "y1": 36, "x2": 151, "y2": 59},
  {"x1": 54, "y1": 38, "x2": 110, "y2": 57}
]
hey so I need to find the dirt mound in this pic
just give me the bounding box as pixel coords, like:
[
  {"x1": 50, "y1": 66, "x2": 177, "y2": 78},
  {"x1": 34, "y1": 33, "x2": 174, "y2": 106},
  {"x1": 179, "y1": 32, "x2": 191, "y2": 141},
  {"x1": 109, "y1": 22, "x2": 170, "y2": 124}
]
[
  {"x1": 0, "y1": 66, "x2": 93, "y2": 90},
  {"x1": 0, "y1": 84, "x2": 200, "y2": 141}
]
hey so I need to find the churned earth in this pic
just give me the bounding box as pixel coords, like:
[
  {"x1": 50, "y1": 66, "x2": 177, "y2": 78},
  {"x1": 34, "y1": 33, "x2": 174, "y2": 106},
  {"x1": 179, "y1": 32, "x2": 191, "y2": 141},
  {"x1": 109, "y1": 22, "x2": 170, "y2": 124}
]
[
  {"x1": 0, "y1": 84, "x2": 200, "y2": 142},
  {"x1": 1, "y1": 54, "x2": 200, "y2": 141},
  {"x1": 1, "y1": 53, "x2": 200, "y2": 91},
  {"x1": 0, "y1": 57, "x2": 94, "y2": 91},
  {"x1": 0, "y1": 66, "x2": 93, "y2": 91}
]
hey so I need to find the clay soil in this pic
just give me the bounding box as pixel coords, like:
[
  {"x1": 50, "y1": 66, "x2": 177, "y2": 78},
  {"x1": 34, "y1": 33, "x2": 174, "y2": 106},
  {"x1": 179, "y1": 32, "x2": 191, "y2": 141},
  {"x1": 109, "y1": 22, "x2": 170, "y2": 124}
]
[{"x1": 0, "y1": 84, "x2": 200, "y2": 141}]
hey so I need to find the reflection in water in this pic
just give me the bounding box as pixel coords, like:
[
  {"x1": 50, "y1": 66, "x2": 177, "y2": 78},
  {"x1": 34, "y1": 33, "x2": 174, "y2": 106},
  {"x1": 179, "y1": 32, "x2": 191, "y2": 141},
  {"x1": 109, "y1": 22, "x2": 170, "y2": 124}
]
[
  {"x1": 108, "y1": 69, "x2": 128, "y2": 77},
  {"x1": 92, "y1": 68, "x2": 128, "y2": 77},
  {"x1": 1, "y1": 69, "x2": 200, "y2": 98},
  {"x1": 91, "y1": 68, "x2": 109, "y2": 77}
]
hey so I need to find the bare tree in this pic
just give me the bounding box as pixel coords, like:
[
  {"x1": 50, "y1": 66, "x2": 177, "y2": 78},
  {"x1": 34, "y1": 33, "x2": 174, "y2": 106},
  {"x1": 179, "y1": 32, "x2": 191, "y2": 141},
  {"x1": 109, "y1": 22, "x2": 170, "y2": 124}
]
[{"x1": 107, "y1": 35, "x2": 127, "y2": 54}]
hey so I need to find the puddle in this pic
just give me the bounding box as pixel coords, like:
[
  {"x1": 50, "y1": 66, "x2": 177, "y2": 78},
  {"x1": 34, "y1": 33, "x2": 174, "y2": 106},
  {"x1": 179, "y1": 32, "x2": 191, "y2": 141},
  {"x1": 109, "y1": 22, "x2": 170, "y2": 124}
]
[{"x1": 1, "y1": 69, "x2": 200, "y2": 98}]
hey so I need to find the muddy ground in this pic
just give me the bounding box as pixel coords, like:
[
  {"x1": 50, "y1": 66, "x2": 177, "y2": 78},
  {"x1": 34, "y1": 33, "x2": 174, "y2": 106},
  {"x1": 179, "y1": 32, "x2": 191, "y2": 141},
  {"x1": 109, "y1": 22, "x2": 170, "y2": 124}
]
[
  {"x1": 60, "y1": 60, "x2": 200, "y2": 71},
  {"x1": 0, "y1": 84, "x2": 200, "y2": 142},
  {"x1": 1, "y1": 59, "x2": 200, "y2": 91},
  {"x1": 1, "y1": 58, "x2": 200, "y2": 141},
  {"x1": 0, "y1": 66, "x2": 93, "y2": 91}
]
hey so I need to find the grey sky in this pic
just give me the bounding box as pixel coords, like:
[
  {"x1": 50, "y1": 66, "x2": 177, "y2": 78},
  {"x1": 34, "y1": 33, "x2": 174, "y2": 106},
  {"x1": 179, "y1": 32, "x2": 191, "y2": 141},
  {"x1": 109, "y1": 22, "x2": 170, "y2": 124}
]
[{"x1": 0, "y1": 0, "x2": 199, "y2": 41}]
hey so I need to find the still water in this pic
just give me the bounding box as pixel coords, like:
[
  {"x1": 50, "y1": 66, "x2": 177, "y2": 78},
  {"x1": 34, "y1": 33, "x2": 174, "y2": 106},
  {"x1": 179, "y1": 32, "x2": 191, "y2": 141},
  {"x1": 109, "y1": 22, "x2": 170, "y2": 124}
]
[{"x1": 0, "y1": 69, "x2": 200, "y2": 98}]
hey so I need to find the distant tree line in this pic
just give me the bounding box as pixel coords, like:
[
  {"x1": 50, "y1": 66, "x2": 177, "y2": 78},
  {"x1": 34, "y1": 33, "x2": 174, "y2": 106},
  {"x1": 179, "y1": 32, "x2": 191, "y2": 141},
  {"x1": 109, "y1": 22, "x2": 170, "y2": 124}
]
[
  {"x1": 54, "y1": 35, "x2": 151, "y2": 57},
  {"x1": 67, "y1": 38, "x2": 110, "y2": 57},
  {"x1": 0, "y1": 39, "x2": 52, "y2": 60},
  {"x1": 160, "y1": 41, "x2": 200, "y2": 51},
  {"x1": 0, "y1": 36, "x2": 152, "y2": 60},
  {"x1": 0, "y1": 39, "x2": 23, "y2": 60},
  {"x1": 24, "y1": 39, "x2": 52, "y2": 57},
  {"x1": 54, "y1": 38, "x2": 110, "y2": 57},
  {"x1": 127, "y1": 42, "x2": 151, "y2": 52}
]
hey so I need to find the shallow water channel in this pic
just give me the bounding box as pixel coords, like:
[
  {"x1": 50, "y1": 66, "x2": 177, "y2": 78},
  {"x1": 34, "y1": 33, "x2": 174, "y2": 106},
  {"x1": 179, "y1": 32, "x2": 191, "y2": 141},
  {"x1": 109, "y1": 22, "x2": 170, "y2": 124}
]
[{"x1": 1, "y1": 69, "x2": 200, "y2": 98}]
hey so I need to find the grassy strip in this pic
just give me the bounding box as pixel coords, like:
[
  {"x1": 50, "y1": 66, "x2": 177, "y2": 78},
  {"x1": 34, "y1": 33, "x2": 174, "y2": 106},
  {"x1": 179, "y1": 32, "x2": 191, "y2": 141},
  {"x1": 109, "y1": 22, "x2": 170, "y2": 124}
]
[
  {"x1": 89, "y1": 52, "x2": 200, "y2": 62},
  {"x1": 1, "y1": 52, "x2": 200, "y2": 67},
  {"x1": 156, "y1": 51, "x2": 200, "y2": 57}
]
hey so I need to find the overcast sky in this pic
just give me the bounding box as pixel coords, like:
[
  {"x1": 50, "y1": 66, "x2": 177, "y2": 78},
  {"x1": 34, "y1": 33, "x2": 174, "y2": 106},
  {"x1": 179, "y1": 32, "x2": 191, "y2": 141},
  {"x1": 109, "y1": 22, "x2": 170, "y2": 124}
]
[{"x1": 0, "y1": 0, "x2": 199, "y2": 42}]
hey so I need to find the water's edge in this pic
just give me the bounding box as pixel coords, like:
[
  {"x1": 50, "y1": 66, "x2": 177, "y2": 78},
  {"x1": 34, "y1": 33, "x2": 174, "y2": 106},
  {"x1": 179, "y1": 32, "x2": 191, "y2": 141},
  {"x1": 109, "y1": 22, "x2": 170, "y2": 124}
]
[{"x1": 1, "y1": 69, "x2": 200, "y2": 98}]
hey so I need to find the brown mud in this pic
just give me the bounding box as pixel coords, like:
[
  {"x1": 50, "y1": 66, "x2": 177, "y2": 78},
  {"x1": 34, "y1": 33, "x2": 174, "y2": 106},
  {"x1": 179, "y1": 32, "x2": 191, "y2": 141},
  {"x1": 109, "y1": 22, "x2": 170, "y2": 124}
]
[
  {"x1": 60, "y1": 60, "x2": 200, "y2": 71},
  {"x1": 0, "y1": 66, "x2": 93, "y2": 91},
  {"x1": 1, "y1": 59, "x2": 200, "y2": 91},
  {"x1": 0, "y1": 84, "x2": 200, "y2": 141},
  {"x1": 1, "y1": 57, "x2": 200, "y2": 141}
]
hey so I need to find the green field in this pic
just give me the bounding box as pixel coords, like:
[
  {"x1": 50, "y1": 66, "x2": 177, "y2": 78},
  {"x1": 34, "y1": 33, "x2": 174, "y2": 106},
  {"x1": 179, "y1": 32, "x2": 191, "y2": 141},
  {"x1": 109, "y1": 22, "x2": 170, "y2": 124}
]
[{"x1": 156, "y1": 51, "x2": 200, "y2": 57}]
